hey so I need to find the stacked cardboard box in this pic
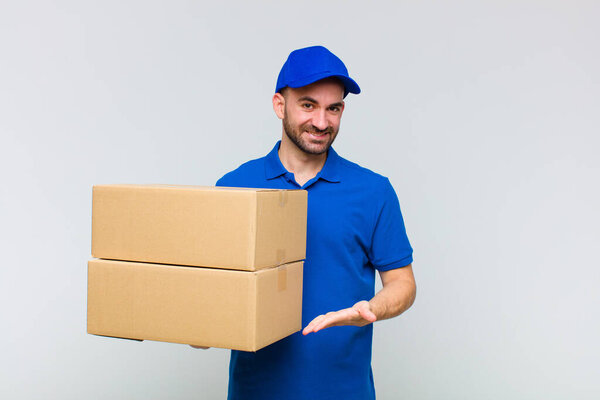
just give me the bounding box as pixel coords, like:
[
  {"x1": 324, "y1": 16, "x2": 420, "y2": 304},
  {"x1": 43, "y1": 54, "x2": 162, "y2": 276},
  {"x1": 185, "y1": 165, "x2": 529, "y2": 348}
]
[{"x1": 87, "y1": 184, "x2": 307, "y2": 351}]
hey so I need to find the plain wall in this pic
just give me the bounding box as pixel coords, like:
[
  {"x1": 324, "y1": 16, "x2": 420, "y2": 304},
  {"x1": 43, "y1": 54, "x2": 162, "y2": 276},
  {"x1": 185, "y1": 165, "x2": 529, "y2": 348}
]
[{"x1": 1, "y1": 1, "x2": 598, "y2": 399}]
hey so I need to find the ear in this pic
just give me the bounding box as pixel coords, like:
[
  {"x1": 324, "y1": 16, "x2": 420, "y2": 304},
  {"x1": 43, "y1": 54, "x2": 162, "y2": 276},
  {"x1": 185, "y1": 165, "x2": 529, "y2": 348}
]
[{"x1": 272, "y1": 93, "x2": 285, "y2": 120}]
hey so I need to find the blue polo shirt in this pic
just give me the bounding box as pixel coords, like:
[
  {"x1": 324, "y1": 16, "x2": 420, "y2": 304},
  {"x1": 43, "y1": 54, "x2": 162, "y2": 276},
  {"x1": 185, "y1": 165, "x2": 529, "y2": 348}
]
[{"x1": 216, "y1": 141, "x2": 413, "y2": 400}]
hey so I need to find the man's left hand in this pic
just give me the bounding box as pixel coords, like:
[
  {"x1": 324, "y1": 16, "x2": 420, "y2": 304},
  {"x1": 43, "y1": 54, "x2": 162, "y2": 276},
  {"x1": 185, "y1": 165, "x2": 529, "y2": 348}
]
[{"x1": 302, "y1": 300, "x2": 377, "y2": 335}]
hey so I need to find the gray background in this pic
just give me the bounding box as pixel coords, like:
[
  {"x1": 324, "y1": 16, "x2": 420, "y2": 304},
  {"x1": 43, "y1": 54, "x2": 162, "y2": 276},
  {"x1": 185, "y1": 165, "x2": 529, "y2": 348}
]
[{"x1": 1, "y1": 1, "x2": 598, "y2": 399}]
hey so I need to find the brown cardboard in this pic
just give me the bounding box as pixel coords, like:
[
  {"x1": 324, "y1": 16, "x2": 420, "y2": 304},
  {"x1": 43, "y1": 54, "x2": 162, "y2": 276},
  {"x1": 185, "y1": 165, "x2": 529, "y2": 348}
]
[
  {"x1": 87, "y1": 259, "x2": 303, "y2": 351},
  {"x1": 91, "y1": 184, "x2": 307, "y2": 271}
]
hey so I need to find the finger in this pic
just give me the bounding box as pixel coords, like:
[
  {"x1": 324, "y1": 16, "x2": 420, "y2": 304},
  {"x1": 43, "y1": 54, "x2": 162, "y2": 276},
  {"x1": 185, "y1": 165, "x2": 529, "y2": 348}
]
[
  {"x1": 311, "y1": 308, "x2": 358, "y2": 333},
  {"x1": 303, "y1": 311, "x2": 343, "y2": 335},
  {"x1": 302, "y1": 314, "x2": 328, "y2": 335},
  {"x1": 355, "y1": 302, "x2": 377, "y2": 323},
  {"x1": 302, "y1": 315, "x2": 324, "y2": 335}
]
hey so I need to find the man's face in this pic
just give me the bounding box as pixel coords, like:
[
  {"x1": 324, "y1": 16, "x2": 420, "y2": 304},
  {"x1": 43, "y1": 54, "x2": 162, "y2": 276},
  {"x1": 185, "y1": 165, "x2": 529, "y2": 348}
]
[{"x1": 280, "y1": 78, "x2": 345, "y2": 155}]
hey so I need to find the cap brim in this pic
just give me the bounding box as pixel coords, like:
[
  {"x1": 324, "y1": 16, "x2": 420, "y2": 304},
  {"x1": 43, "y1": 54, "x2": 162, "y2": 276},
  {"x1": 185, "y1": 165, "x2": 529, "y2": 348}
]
[{"x1": 286, "y1": 72, "x2": 361, "y2": 96}]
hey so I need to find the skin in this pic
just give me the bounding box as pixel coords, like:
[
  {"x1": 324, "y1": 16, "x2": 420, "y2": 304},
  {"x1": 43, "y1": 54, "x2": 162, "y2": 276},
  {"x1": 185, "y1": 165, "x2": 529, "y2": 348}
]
[
  {"x1": 273, "y1": 78, "x2": 345, "y2": 187},
  {"x1": 192, "y1": 78, "x2": 416, "y2": 348}
]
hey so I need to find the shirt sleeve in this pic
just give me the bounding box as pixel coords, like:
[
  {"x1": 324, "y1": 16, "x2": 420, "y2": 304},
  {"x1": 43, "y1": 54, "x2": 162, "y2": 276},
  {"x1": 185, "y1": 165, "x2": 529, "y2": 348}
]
[
  {"x1": 368, "y1": 178, "x2": 413, "y2": 271},
  {"x1": 215, "y1": 172, "x2": 235, "y2": 187}
]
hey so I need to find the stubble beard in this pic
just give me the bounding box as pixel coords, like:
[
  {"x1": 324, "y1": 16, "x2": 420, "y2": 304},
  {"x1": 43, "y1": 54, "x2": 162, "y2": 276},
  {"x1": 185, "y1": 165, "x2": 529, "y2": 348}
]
[{"x1": 282, "y1": 108, "x2": 338, "y2": 155}]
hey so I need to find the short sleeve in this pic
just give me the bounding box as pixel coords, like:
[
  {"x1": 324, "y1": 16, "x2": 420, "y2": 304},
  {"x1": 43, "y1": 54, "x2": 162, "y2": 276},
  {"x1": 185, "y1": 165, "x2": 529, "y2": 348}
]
[
  {"x1": 215, "y1": 176, "x2": 226, "y2": 187},
  {"x1": 215, "y1": 171, "x2": 239, "y2": 187},
  {"x1": 368, "y1": 178, "x2": 413, "y2": 271}
]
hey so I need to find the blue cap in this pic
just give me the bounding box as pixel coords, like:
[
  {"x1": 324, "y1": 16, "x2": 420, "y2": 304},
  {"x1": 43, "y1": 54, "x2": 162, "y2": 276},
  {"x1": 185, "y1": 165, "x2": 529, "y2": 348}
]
[{"x1": 275, "y1": 46, "x2": 361, "y2": 97}]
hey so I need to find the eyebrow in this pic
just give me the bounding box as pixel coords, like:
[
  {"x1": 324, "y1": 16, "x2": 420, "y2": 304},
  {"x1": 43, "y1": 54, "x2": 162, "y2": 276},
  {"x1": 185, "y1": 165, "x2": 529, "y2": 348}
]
[
  {"x1": 297, "y1": 96, "x2": 318, "y2": 103},
  {"x1": 297, "y1": 96, "x2": 344, "y2": 108}
]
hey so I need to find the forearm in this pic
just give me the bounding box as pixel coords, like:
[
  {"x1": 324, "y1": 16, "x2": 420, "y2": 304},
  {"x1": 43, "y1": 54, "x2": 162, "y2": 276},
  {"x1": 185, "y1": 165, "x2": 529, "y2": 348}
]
[
  {"x1": 303, "y1": 265, "x2": 416, "y2": 334},
  {"x1": 369, "y1": 268, "x2": 416, "y2": 321}
]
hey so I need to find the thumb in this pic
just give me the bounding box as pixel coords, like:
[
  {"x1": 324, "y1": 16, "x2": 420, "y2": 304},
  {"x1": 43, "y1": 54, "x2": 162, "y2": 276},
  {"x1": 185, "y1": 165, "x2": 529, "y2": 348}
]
[{"x1": 355, "y1": 301, "x2": 377, "y2": 322}]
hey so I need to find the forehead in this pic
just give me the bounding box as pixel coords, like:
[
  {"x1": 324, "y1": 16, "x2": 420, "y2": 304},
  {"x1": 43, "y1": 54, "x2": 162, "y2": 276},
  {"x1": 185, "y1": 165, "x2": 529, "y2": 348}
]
[{"x1": 285, "y1": 78, "x2": 345, "y2": 102}]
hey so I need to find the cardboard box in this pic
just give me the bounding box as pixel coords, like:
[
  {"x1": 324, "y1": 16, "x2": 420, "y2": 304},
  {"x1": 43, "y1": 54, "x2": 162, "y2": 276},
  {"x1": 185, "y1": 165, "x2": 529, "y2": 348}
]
[
  {"x1": 91, "y1": 184, "x2": 307, "y2": 271},
  {"x1": 87, "y1": 259, "x2": 303, "y2": 351}
]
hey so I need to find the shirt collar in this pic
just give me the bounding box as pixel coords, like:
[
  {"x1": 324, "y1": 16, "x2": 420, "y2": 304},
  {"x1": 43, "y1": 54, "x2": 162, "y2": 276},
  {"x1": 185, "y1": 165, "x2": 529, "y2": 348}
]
[{"x1": 264, "y1": 141, "x2": 341, "y2": 183}]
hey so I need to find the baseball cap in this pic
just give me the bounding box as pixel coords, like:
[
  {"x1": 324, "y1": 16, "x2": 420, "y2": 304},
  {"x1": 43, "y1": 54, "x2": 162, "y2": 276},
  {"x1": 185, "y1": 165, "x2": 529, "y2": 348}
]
[{"x1": 275, "y1": 45, "x2": 361, "y2": 97}]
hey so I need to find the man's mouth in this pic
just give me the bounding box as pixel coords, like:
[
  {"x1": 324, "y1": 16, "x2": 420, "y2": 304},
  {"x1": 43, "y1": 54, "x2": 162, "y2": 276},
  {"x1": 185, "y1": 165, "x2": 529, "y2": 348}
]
[{"x1": 307, "y1": 131, "x2": 329, "y2": 138}]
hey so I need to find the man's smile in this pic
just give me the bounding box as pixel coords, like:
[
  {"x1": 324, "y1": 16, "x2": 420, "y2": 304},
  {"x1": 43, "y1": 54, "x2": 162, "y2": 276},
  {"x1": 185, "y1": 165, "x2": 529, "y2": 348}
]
[{"x1": 307, "y1": 131, "x2": 329, "y2": 138}]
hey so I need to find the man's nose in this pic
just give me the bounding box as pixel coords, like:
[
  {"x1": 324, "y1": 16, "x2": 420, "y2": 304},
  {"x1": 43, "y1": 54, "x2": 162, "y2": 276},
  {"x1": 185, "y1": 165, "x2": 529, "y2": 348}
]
[{"x1": 312, "y1": 110, "x2": 329, "y2": 131}]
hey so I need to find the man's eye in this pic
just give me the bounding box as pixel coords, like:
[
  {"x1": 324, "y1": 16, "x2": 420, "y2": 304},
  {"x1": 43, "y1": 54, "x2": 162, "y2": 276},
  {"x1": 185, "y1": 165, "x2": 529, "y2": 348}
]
[
  {"x1": 302, "y1": 103, "x2": 313, "y2": 109},
  {"x1": 329, "y1": 106, "x2": 339, "y2": 112}
]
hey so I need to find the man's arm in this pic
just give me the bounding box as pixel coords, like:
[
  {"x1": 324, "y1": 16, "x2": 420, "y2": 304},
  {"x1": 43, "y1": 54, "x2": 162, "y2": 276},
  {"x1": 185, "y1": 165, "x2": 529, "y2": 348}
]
[{"x1": 302, "y1": 264, "x2": 416, "y2": 335}]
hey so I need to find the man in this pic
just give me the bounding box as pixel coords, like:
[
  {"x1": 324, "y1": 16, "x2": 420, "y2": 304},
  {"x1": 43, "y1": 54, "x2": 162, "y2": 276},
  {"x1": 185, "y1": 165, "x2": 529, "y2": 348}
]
[{"x1": 216, "y1": 45, "x2": 416, "y2": 400}]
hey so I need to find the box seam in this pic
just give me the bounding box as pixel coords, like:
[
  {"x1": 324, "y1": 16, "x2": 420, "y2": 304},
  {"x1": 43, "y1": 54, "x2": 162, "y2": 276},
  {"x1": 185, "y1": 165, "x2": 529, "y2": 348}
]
[
  {"x1": 249, "y1": 272, "x2": 258, "y2": 351},
  {"x1": 251, "y1": 191, "x2": 259, "y2": 269}
]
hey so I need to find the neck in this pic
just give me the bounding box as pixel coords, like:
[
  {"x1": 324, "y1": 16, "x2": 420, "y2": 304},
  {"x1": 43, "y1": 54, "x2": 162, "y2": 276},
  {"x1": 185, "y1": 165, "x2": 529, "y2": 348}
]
[{"x1": 278, "y1": 133, "x2": 327, "y2": 186}]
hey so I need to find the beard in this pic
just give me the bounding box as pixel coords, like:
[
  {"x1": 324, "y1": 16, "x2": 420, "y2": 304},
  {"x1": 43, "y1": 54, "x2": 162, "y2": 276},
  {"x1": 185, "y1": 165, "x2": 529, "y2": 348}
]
[{"x1": 283, "y1": 108, "x2": 339, "y2": 155}]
